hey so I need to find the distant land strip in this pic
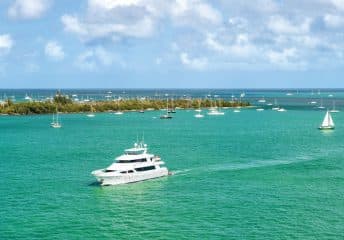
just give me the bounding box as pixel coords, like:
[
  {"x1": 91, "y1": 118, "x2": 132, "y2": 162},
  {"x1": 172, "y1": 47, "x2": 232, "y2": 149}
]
[{"x1": 0, "y1": 94, "x2": 250, "y2": 115}]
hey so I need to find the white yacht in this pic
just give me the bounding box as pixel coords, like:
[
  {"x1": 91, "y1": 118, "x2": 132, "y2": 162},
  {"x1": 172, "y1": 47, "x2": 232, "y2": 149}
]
[
  {"x1": 194, "y1": 112, "x2": 204, "y2": 118},
  {"x1": 258, "y1": 97, "x2": 266, "y2": 103},
  {"x1": 277, "y1": 108, "x2": 287, "y2": 112},
  {"x1": 24, "y1": 94, "x2": 32, "y2": 101},
  {"x1": 207, "y1": 107, "x2": 224, "y2": 115},
  {"x1": 92, "y1": 141, "x2": 170, "y2": 186}
]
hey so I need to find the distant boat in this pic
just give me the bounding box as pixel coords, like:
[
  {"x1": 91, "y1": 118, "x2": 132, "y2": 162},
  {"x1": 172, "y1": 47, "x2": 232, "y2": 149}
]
[
  {"x1": 286, "y1": 92, "x2": 293, "y2": 96},
  {"x1": 272, "y1": 99, "x2": 279, "y2": 110},
  {"x1": 318, "y1": 111, "x2": 335, "y2": 130},
  {"x1": 167, "y1": 98, "x2": 176, "y2": 113},
  {"x1": 277, "y1": 108, "x2": 286, "y2": 112},
  {"x1": 160, "y1": 113, "x2": 172, "y2": 119},
  {"x1": 318, "y1": 99, "x2": 325, "y2": 109},
  {"x1": 115, "y1": 98, "x2": 123, "y2": 115},
  {"x1": 87, "y1": 105, "x2": 96, "y2": 117},
  {"x1": 207, "y1": 107, "x2": 224, "y2": 115},
  {"x1": 256, "y1": 108, "x2": 264, "y2": 111},
  {"x1": 194, "y1": 113, "x2": 204, "y2": 118},
  {"x1": 24, "y1": 94, "x2": 32, "y2": 101},
  {"x1": 258, "y1": 97, "x2": 266, "y2": 103},
  {"x1": 330, "y1": 101, "x2": 340, "y2": 113},
  {"x1": 161, "y1": 100, "x2": 173, "y2": 119},
  {"x1": 233, "y1": 109, "x2": 241, "y2": 113},
  {"x1": 51, "y1": 110, "x2": 62, "y2": 128},
  {"x1": 194, "y1": 101, "x2": 204, "y2": 118}
]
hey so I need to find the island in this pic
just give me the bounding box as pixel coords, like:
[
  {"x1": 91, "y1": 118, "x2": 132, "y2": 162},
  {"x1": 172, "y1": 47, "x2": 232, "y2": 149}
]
[{"x1": 0, "y1": 93, "x2": 250, "y2": 115}]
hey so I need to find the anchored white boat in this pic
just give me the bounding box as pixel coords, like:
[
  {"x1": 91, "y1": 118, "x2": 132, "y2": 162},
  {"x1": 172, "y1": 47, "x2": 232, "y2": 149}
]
[
  {"x1": 160, "y1": 99, "x2": 173, "y2": 119},
  {"x1": 194, "y1": 101, "x2": 204, "y2": 117},
  {"x1": 318, "y1": 111, "x2": 335, "y2": 130},
  {"x1": 92, "y1": 141, "x2": 169, "y2": 186},
  {"x1": 86, "y1": 105, "x2": 96, "y2": 117},
  {"x1": 51, "y1": 111, "x2": 61, "y2": 128},
  {"x1": 207, "y1": 107, "x2": 224, "y2": 115},
  {"x1": 194, "y1": 112, "x2": 204, "y2": 118},
  {"x1": 330, "y1": 101, "x2": 339, "y2": 113}
]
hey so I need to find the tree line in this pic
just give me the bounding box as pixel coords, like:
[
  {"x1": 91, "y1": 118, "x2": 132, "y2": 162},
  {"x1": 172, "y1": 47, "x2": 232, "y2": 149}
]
[{"x1": 0, "y1": 95, "x2": 250, "y2": 115}]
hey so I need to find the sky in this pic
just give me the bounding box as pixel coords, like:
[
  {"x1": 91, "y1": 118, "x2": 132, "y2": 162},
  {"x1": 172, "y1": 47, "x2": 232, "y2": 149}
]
[{"x1": 1, "y1": 0, "x2": 344, "y2": 88}]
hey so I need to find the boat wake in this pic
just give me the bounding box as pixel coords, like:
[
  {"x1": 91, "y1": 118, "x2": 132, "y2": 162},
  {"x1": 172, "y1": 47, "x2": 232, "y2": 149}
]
[
  {"x1": 172, "y1": 154, "x2": 318, "y2": 177},
  {"x1": 172, "y1": 169, "x2": 192, "y2": 176}
]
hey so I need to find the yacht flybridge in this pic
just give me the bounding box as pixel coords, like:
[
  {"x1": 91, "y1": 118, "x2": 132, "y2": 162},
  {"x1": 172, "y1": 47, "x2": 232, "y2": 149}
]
[{"x1": 92, "y1": 141, "x2": 170, "y2": 186}]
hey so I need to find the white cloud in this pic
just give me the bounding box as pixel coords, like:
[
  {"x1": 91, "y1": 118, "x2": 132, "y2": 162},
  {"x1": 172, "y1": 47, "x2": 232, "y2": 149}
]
[
  {"x1": 331, "y1": 0, "x2": 344, "y2": 11},
  {"x1": 62, "y1": 0, "x2": 157, "y2": 41},
  {"x1": 205, "y1": 34, "x2": 258, "y2": 58},
  {"x1": 0, "y1": 34, "x2": 13, "y2": 55},
  {"x1": 62, "y1": 0, "x2": 223, "y2": 42},
  {"x1": 228, "y1": 17, "x2": 248, "y2": 29},
  {"x1": 56, "y1": 0, "x2": 344, "y2": 71},
  {"x1": 45, "y1": 41, "x2": 65, "y2": 60},
  {"x1": 170, "y1": 0, "x2": 222, "y2": 28},
  {"x1": 8, "y1": 0, "x2": 51, "y2": 19},
  {"x1": 61, "y1": 15, "x2": 87, "y2": 35},
  {"x1": 267, "y1": 48, "x2": 297, "y2": 65},
  {"x1": 268, "y1": 16, "x2": 311, "y2": 34},
  {"x1": 75, "y1": 47, "x2": 123, "y2": 71},
  {"x1": 180, "y1": 52, "x2": 207, "y2": 70},
  {"x1": 324, "y1": 14, "x2": 344, "y2": 28}
]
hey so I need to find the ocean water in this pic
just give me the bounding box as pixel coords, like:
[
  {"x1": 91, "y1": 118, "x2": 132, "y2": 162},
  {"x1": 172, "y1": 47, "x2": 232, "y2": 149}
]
[{"x1": 1, "y1": 92, "x2": 344, "y2": 239}]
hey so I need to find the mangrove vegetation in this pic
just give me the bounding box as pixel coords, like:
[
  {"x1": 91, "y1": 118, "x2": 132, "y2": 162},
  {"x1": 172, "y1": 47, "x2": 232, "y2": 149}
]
[{"x1": 0, "y1": 94, "x2": 250, "y2": 115}]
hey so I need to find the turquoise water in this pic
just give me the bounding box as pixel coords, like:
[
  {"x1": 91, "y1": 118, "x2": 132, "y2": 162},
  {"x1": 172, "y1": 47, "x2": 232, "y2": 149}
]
[{"x1": 0, "y1": 109, "x2": 343, "y2": 239}]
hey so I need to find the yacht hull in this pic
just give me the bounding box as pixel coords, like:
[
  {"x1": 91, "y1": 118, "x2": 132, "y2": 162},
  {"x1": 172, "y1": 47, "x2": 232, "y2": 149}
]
[{"x1": 92, "y1": 168, "x2": 169, "y2": 186}]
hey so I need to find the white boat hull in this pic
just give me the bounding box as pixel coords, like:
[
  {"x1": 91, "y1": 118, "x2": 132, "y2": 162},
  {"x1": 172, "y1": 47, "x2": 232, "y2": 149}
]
[
  {"x1": 92, "y1": 168, "x2": 169, "y2": 186},
  {"x1": 207, "y1": 112, "x2": 224, "y2": 115}
]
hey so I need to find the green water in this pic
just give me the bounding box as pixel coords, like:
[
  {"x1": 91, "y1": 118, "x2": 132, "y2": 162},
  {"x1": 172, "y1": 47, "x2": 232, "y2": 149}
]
[{"x1": 0, "y1": 110, "x2": 343, "y2": 239}]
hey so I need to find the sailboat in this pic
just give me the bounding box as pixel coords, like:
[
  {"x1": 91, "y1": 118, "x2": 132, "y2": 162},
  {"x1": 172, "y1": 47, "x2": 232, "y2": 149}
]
[
  {"x1": 318, "y1": 111, "x2": 335, "y2": 130},
  {"x1": 160, "y1": 99, "x2": 172, "y2": 119},
  {"x1": 167, "y1": 98, "x2": 176, "y2": 113},
  {"x1": 114, "y1": 98, "x2": 123, "y2": 115},
  {"x1": 194, "y1": 101, "x2": 204, "y2": 118},
  {"x1": 272, "y1": 99, "x2": 279, "y2": 111},
  {"x1": 87, "y1": 105, "x2": 96, "y2": 117},
  {"x1": 51, "y1": 109, "x2": 62, "y2": 128},
  {"x1": 207, "y1": 100, "x2": 224, "y2": 115},
  {"x1": 330, "y1": 101, "x2": 340, "y2": 113},
  {"x1": 318, "y1": 98, "x2": 325, "y2": 109}
]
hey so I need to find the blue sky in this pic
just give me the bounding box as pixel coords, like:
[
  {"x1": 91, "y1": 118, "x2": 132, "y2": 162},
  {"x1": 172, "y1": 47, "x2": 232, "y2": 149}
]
[{"x1": 1, "y1": 0, "x2": 344, "y2": 88}]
